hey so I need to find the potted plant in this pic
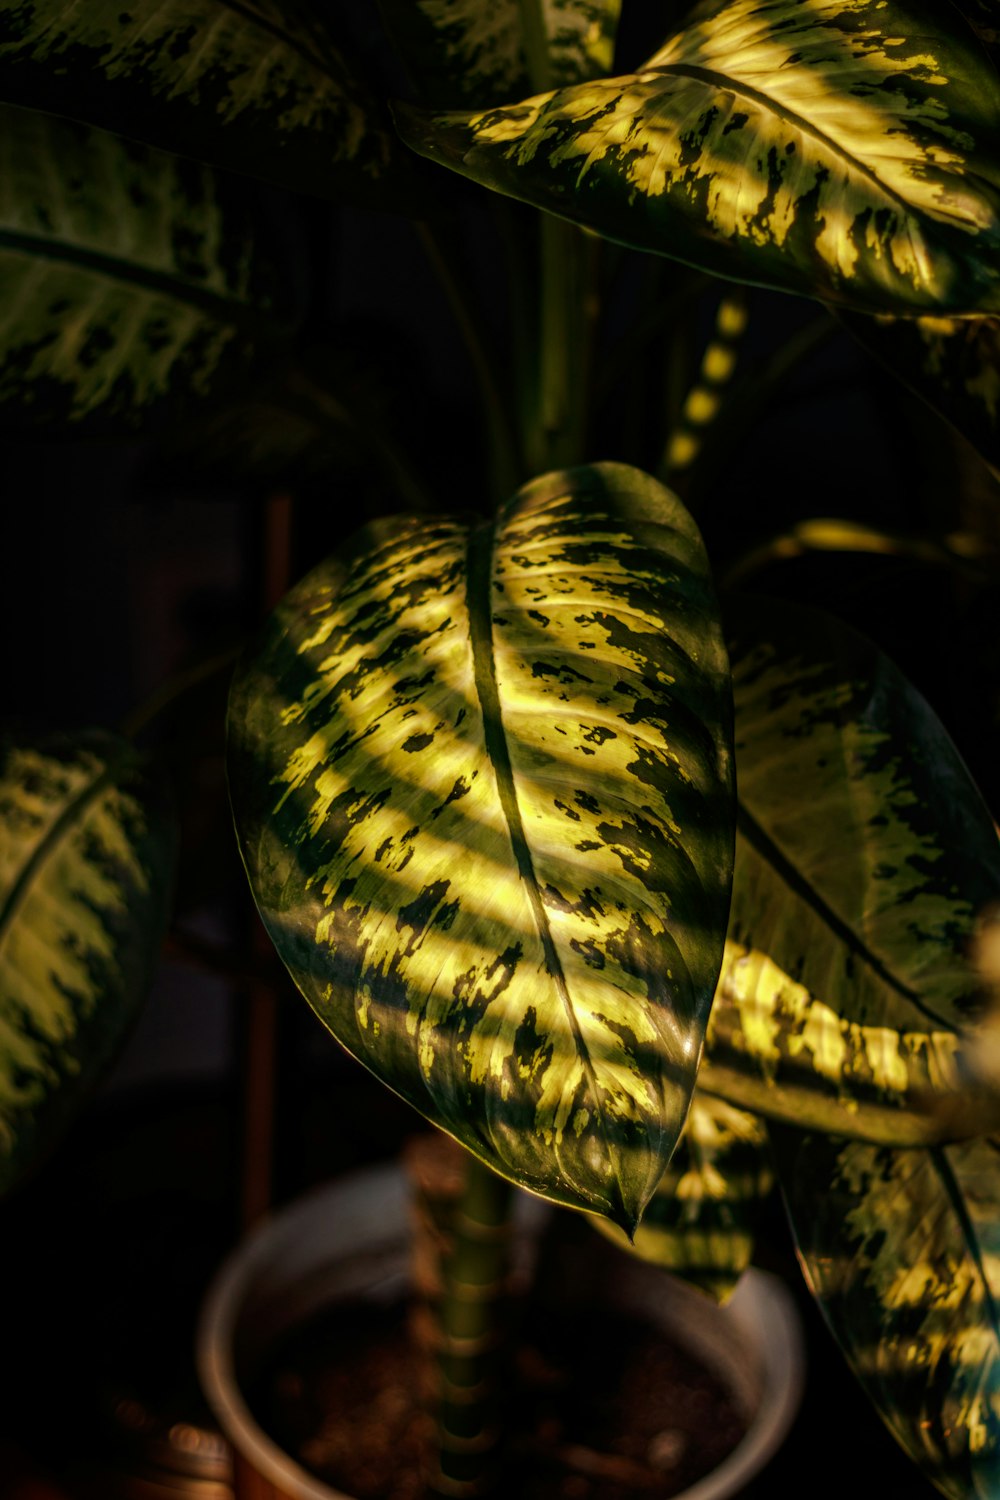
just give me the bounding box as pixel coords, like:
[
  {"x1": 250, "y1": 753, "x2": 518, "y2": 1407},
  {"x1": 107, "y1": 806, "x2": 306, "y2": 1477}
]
[{"x1": 1, "y1": 0, "x2": 1000, "y2": 1497}]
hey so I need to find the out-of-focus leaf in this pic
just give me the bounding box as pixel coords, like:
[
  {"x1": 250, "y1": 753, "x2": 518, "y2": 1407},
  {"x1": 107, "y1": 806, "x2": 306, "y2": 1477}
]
[
  {"x1": 699, "y1": 596, "x2": 1000, "y2": 1144},
  {"x1": 776, "y1": 1128, "x2": 1000, "y2": 1499},
  {"x1": 0, "y1": 730, "x2": 176, "y2": 1195},
  {"x1": 594, "y1": 1091, "x2": 773, "y2": 1301},
  {"x1": 228, "y1": 462, "x2": 735, "y2": 1231},
  {"x1": 398, "y1": 0, "x2": 1000, "y2": 316}
]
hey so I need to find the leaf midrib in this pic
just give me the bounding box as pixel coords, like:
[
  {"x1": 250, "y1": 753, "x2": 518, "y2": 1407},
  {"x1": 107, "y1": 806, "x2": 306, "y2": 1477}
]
[
  {"x1": 736, "y1": 801, "x2": 956, "y2": 1030},
  {"x1": 466, "y1": 518, "x2": 626, "y2": 1216},
  {"x1": 0, "y1": 227, "x2": 272, "y2": 333}
]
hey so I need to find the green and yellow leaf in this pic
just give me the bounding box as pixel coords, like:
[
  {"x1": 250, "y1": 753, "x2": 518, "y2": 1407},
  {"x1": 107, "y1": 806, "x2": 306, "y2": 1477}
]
[
  {"x1": 0, "y1": 0, "x2": 401, "y2": 201},
  {"x1": 594, "y1": 1090, "x2": 773, "y2": 1301},
  {"x1": 398, "y1": 0, "x2": 1000, "y2": 315},
  {"x1": 0, "y1": 730, "x2": 176, "y2": 1195},
  {"x1": 775, "y1": 1128, "x2": 1000, "y2": 1499},
  {"x1": 228, "y1": 461, "x2": 735, "y2": 1230},
  {"x1": 378, "y1": 0, "x2": 621, "y2": 107},
  {"x1": 0, "y1": 103, "x2": 287, "y2": 430},
  {"x1": 698, "y1": 596, "x2": 1000, "y2": 1144},
  {"x1": 838, "y1": 311, "x2": 1000, "y2": 479}
]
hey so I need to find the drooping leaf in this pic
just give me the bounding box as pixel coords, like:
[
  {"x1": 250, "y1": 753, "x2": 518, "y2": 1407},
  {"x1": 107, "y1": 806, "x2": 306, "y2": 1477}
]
[
  {"x1": 398, "y1": 0, "x2": 1000, "y2": 316},
  {"x1": 698, "y1": 596, "x2": 1000, "y2": 1144},
  {"x1": 378, "y1": 0, "x2": 621, "y2": 108},
  {"x1": 837, "y1": 311, "x2": 1000, "y2": 479},
  {"x1": 228, "y1": 461, "x2": 735, "y2": 1229},
  {"x1": 0, "y1": 730, "x2": 177, "y2": 1195},
  {"x1": 775, "y1": 1128, "x2": 1000, "y2": 1499},
  {"x1": 0, "y1": 0, "x2": 402, "y2": 202},
  {"x1": 0, "y1": 103, "x2": 290, "y2": 431},
  {"x1": 594, "y1": 1090, "x2": 773, "y2": 1301}
]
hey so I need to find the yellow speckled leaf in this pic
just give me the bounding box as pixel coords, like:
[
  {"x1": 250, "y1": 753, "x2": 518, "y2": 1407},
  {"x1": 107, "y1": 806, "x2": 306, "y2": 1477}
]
[
  {"x1": 228, "y1": 462, "x2": 735, "y2": 1230},
  {"x1": 398, "y1": 0, "x2": 1000, "y2": 315},
  {"x1": 594, "y1": 1090, "x2": 773, "y2": 1300},
  {"x1": 0, "y1": 0, "x2": 401, "y2": 202},
  {"x1": 699, "y1": 596, "x2": 1000, "y2": 1144},
  {"x1": 378, "y1": 0, "x2": 621, "y2": 107},
  {"x1": 777, "y1": 1128, "x2": 1000, "y2": 1498},
  {"x1": 0, "y1": 103, "x2": 288, "y2": 431},
  {"x1": 0, "y1": 730, "x2": 176, "y2": 1195}
]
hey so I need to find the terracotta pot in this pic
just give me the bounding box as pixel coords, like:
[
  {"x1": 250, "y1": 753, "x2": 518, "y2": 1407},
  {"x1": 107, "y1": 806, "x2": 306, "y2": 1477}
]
[{"x1": 197, "y1": 1163, "x2": 805, "y2": 1500}]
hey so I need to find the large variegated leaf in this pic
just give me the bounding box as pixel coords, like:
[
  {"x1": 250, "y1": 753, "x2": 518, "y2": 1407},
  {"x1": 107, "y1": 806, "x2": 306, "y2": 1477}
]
[
  {"x1": 594, "y1": 1091, "x2": 773, "y2": 1301},
  {"x1": 378, "y1": 0, "x2": 620, "y2": 107},
  {"x1": 0, "y1": 0, "x2": 400, "y2": 202},
  {"x1": 698, "y1": 596, "x2": 1000, "y2": 1144},
  {"x1": 838, "y1": 312, "x2": 1000, "y2": 478},
  {"x1": 0, "y1": 103, "x2": 287, "y2": 430},
  {"x1": 228, "y1": 462, "x2": 734, "y2": 1230},
  {"x1": 398, "y1": 0, "x2": 1000, "y2": 316},
  {"x1": 776, "y1": 1128, "x2": 1000, "y2": 1499},
  {"x1": 0, "y1": 731, "x2": 176, "y2": 1195}
]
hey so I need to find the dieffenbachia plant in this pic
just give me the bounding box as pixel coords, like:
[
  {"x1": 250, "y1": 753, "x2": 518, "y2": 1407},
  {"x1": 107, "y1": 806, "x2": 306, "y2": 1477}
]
[
  {"x1": 0, "y1": 731, "x2": 176, "y2": 1195},
  {"x1": 3, "y1": 0, "x2": 1000, "y2": 1495}
]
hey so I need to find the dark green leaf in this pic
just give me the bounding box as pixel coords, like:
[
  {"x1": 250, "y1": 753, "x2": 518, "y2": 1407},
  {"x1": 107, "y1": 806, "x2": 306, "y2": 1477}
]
[
  {"x1": 228, "y1": 461, "x2": 735, "y2": 1230},
  {"x1": 0, "y1": 730, "x2": 176, "y2": 1195},
  {"x1": 699, "y1": 596, "x2": 1000, "y2": 1143},
  {"x1": 398, "y1": 0, "x2": 1000, "y2": 315}
]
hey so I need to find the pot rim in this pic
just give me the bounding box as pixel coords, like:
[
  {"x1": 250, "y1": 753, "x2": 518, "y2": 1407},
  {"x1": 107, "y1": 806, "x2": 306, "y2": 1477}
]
[{"x1": 197, "y1": 1163, "x2": 805, "y2": 1500}]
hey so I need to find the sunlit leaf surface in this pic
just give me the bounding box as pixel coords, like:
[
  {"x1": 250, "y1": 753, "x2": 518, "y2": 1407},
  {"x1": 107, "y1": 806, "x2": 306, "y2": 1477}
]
[
  {"x1": 0, "y1": 731, "x2": 176, "y2": 1195},
  {"x1": 399, "y1": 0, "x2": 1000, "y2": 314},
  {"x1": 699, "y1": 596, "x2": 1000, "y2": 1143},
  {"x1": 228, "y1": 462, "x2": 734, "y2": 1229},
  {"x1": 0, "y1": 103, "x2": 286, "y2": 430},
  {"x1": 595, "y1": 1090, "x2": 773, "y2": 1300},
  {"x1": 379, "y1": 0, "x2": 620, "y2": 106},
  {"x1": 777, "y1": 1128, "x2": 1000, "y2": 1498},
  {"x1": 0, "y1": 0, "x2": 400, "y2": 200},
  {"x1": 838, "y1": 311, "x2": 1000, "y2": 478}
]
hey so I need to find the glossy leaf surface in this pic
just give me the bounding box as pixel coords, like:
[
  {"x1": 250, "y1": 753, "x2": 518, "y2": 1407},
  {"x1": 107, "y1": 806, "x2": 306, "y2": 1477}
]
[
  {"x1": 228, "y1": 462, "x2": 734, "y2": 1229},
  {"x1": 0, "y1": 0, "x2": 399, "y2": 201},
  {"x1": 378, "y1": 0, "x2": 621, "y2": 107},
  {"x1": 595, "y1": 1090, "x2": 773, "y2": 1300},
  {"x1": 777, "y1": 1128, "x2": 1000, "y2": 1498},
  {"x1": 0, "y1": 731, "x2": 176, "y2": 1195},
  {"x1": 838, "y1": 311, "x2": 1000, "y2": 479},
  {"x1": 0, "y1": 103, "x2": 285, "y2": 430},
  {"x1": 699, "y1": 596, "x2": 1000, "y2": 1144},
  {"x1": 399, "y1": 0, "x2": 1000, "y2": 315}
]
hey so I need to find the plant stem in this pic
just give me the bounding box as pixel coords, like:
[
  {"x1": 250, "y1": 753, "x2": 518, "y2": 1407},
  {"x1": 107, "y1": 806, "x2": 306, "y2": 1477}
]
[
  {"x1": 518, "y1": 0, "x2": 553, "y2": 91},
  {"x1": 429, "y1": 1153, "x2": 515, "y2": 1498}
]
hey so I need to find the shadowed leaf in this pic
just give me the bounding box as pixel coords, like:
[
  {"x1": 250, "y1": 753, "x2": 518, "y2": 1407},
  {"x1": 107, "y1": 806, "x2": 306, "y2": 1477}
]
[
  {"x1": 594, "y1": 1090, "x2": 773, "y2": 1301},
  {"x1": 699, "y1": 596, "x2": 1000, "y2": 1144},
  {"x1": 0, "y1": 730, "x2": 176, "y2": 1195},
  {"x1": 228, "y1": 461, "x2": 735, "y2": 1229},
  {"x1": 398, "y1": 0, "x2": 1000, "y2": 315},
  {"x1": 0, "y1": 103, "x2": 290, "y2": 431},
  {"x1": 776, "y1": 1128, "x2": 1000, "y2": 1499}
]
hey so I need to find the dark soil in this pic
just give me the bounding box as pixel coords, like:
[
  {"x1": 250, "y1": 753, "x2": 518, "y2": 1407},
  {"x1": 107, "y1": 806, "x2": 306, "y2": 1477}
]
[{"x1": 249, "y1": 1296, "x2": 747, "y2": 1500}]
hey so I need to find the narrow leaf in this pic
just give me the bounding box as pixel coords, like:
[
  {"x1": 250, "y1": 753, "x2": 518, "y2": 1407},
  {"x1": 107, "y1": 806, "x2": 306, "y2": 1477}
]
[
  {"x1": 379, "y1": 0, "x2": 621, "y2": 107},
  {"x1": 398, "y1": 0, "x2": 1000, "y2": 315},
  {"x1": 0, "y1": 0, "x2": 401, "y2": 202},
  {"x1": 776, "y1": 1128, "x2": 1000, "y2": 1499},
  {"x1": 838, "y1": 311, "x2": 1000, "y2": 479},
  {"x1": 0, "y1": 731, "x2": 176, "y2": 1195},
  {"x1": 0, "y1": 103, "x2": 288, "y2": 430},
  {"x1": 228, "y1": 462, "x2": 735, "y2": 1229},
  {"x1": 594, "y1": 1090, "x2": 773, "y2": 1301},
  {"x1": 699, "y1": 596, "x2": 1000, "y2": 1143}
]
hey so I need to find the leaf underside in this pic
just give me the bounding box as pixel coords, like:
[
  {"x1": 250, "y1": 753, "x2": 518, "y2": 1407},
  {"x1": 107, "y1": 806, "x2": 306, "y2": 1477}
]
[
  {"x1": 228, "y1": 461, "x2": 735, "y2": 1230},
  {"x1": 699, "y1": 595, "x2": 1000, "y2": 1145},
  {"x1": 398, "y1": 0, "x2": 1000, "y2": 315},
  {"x1": 0, "y1": 730, "x2": 176, "y2": 1195}
]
